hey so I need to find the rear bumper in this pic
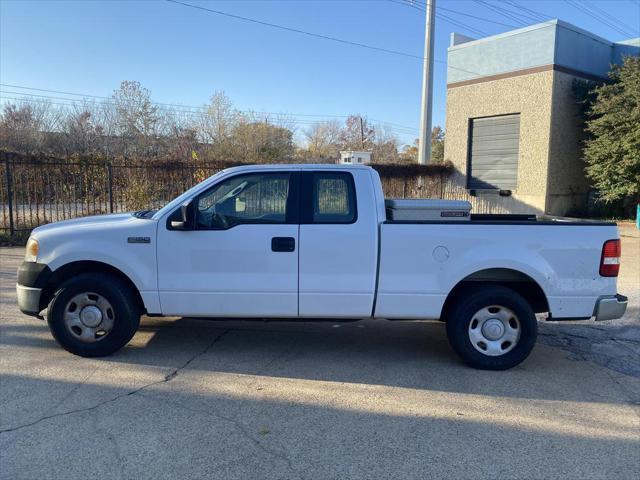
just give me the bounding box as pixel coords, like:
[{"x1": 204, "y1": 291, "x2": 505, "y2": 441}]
[
  {"x1": 593, "y1": 294, "x2": 628, "y2": 321},
  {"x1": 16, "y1": 284, "x2": 43, "y2": 316}
]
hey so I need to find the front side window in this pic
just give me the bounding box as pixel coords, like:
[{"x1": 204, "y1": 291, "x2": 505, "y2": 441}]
[
  {"x1": 312, "y1": 172, "x2": 356, "y2": 223},
  {"x1": 196, "y1": 172, "x2": 291, "y2": 229}
]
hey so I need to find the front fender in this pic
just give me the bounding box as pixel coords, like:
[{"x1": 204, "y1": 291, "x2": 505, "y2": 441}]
[{"x1": 32, "y1": 216, "x2": 159, "y2": 305}]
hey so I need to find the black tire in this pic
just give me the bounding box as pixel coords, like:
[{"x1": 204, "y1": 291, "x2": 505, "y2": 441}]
[
  {"x1": 47, "y1": 272, "x2": 141, "y2": 357},
  {"x1": 445, "y1": 285, "x2": 537, "y2": 370}
]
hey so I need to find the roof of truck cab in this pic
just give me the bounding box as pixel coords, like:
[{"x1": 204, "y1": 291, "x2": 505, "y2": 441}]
[{"x1": 220, "y1": 163, "x2": 373, "y2": 174}]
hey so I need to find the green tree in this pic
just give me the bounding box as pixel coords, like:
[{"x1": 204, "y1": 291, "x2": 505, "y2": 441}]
[
  {"x1": 583, "y1": 56, "x2": 640, "y2": 205},
  {"x1": 399, "y1": 126, "x2": 445, "y2": 163},
  {"x1": 431, "y1": 126, "x2": 445, "y2": 163}
]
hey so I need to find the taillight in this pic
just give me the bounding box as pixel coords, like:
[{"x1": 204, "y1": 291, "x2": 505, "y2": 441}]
[{"x1": 600, "y1": 239, "x2": 621, "y2": 277}]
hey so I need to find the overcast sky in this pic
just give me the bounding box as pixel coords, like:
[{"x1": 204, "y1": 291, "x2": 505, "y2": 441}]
[{"x1": 1, "y1": 0, "x2": 639, "y2": 145}]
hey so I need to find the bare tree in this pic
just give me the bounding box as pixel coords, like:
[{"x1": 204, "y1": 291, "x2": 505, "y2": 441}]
[
  {"x1": 0, "y1": 82, "x2": 408, "y2": 165},
  {"x1": 159, "y1": 107, "x2": 199, "y2": 159},
  {"x1": 59, "y1": 102, "x2": 103, "y2": 156},
  {"x1": 111, "y1": 80, "x2": 159, "y2": 157},
  {"x1": 199, "y1": 92, "x2": 236, "y2": 142},
  {"x1": 0, "y1": 100, "x2": 58, "y2": 154},
  {"x1": 339, "y1": 115, "x2": 375, "y2": 151},
  {"x1": 302, "y1": 120, "x2": 342, "y2": 160},
  {"x1": 197, "y1": 91, "x2": 240, "y2": 160},
  {"x1": 371, "y1": 124, "x2": 399, "y2": 163},
  {"x1": 232, "y1": 118, "x2": 294, "y2": 163}
]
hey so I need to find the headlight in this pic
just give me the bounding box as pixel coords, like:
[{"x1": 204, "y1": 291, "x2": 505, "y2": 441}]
[{"x1": 25, "y1": 238, "x2": 39, "y2": 262}]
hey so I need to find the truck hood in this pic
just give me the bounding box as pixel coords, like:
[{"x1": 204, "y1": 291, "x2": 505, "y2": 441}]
[{"x1": 32, "y1": 213, "x2": 140, "y2": 236}]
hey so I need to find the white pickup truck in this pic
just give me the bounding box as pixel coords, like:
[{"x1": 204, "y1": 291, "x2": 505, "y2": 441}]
[{"x1": 17, "y1": 164, "x2": 627, "y2": 369}]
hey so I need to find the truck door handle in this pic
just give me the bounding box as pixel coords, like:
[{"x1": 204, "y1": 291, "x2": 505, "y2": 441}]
[{"x1": 271, "y1": 237, "x2": 295, "y2": 252}]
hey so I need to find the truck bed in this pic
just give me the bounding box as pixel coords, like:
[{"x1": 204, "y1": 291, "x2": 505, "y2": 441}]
[
  {"x1": 374, "y1": 219, "x2": 619, "y2": 320},
  {"x1": 385, "y1": 213, "x2": 615, "y2": 226}
]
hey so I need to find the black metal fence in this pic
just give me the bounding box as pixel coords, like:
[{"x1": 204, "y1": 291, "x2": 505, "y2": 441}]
[
  {"x1": 0, "y1": 161, "x2": 222, "y2": 234},
  {"x1": 1, "y1": 160, "x2": 469, "y2": 235}
]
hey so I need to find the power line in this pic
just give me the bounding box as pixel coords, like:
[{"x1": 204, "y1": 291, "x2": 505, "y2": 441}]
[
  {"x1": 0, "y1": 84, "x2": 209, "y2": 112},
  {"x1": 437, "y1": 5, "x2": 520, "y2": 29},
  {"x1": 166, "y1": 0, "x2": 424, "y2": 60},
  {"x1": 586, "y1": 0, "x2": 639, "y2": 35},
  {"x1": 494, "y1": 0, "x2": 636, "y2": 36},
  {"x1": 0, "y1": 92, "x2": 420, "y2": 134},
  {"x1": 0, "y1": 83, "x2": 388, "y2": 122},
  {"x1": 496, "y1": 1, "x2": 549, "y2": 23},
  {"x1": 387, "y1": 0, "x2": 423, "y2": 12},
  {"x1": 437, "y1": 11, "x2": 489, "y2": 37},
  {"x1": 566, "y1": 0, "x2": 636, "y2": 37},
  {"x1": 0, "y1": 85, "x2": 421, "y2": 132},
  {"x1": 165, "y1": 0, "x2": 485, "y2": 77},
  {"x1": 408, "y1": 0, "x2": 543, "y2": 27},
  {"x1": 473, "y1": 0, "x2": 529, "y2": 27},
  {"x1": 389, "y1": 0, "x2": 489, "y2": 36}
]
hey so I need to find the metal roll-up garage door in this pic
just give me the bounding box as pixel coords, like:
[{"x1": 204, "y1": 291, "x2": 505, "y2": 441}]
[{"x1": 467, "y1": 114, "x2": 520, "y2": 190}]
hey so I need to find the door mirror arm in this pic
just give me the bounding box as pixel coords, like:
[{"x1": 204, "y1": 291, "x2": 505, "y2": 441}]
[{"x1": 169, "y1": 200, "x2": 195, "y2": 230}]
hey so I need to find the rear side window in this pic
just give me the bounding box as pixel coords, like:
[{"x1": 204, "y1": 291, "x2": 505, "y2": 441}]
[{"x1": 310, "y1": 172, "x2": 357, "y2": 223}]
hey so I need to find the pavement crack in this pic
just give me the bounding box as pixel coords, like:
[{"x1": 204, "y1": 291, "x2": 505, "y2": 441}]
[
  {"x1": 163, "y1": 328, "x2": 231, "y2": 382},
  {"x1": 0, "y1": 329, "x2": 231, "y2": 435},
  {"x1": 46, "y1": 364, "x2": 101, "y2": 416}
]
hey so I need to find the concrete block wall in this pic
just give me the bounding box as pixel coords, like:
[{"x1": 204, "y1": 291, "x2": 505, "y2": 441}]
[
  {"x1": 545, "y1": 70, "x2": 592, "y2": 216},
  {"x1": 444, "y1": 70, "x2": 555, "y2": 214},
  {"x1": 444, "y1": 19, "x2": 639, "y2": 216}
]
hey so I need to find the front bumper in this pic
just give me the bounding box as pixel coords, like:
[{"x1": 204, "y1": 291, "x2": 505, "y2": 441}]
[
  {"x1": 16, "y1": 284, "x2": 43, "y2": 316},
  {"x1": 593, "y1": 294, "x2": 628, "y2": 321},
  {"x1": 16, "y1": 261, "x2": 51, "y2": 317}
]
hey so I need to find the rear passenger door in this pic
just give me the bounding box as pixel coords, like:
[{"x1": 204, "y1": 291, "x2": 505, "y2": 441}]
[{"x1": 298, "y1": 170, "x2": 379, "y2": 318}]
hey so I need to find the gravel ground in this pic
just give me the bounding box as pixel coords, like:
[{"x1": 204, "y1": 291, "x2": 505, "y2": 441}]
[{"x1": 0, "y1": 225, "x2": 639, "y2": 480}]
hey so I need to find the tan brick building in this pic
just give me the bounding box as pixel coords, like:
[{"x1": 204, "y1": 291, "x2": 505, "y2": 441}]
[{"x1": 444, "y1": 20, "x2": 639, "y2": 215}]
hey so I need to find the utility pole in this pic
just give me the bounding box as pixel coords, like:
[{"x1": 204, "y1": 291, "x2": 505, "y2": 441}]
[
  {"x1": 418, "y1": 0, "x2": 436, "y2": 165},
  {"x1": 359, "y1": 116, "x2": 365, "y2": 149}
]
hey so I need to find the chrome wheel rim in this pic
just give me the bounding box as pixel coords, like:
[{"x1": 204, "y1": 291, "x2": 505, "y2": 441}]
[
  {"x1": 468, "y1": 305, "x2": 520, "y2": 356},
  {"x1": 63, "y1": 292, "x2": 115, "y2": 343}
]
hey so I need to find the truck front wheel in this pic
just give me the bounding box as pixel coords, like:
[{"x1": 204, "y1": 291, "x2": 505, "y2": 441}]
[
  {"x1": 445, "y1": 285, "x2": 537, "y2": 370},
  {"x1": 47, "y1": 272, "x2": 141, "y2": 357}
]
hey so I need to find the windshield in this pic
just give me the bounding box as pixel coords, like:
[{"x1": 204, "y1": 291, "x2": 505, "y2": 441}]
[{"x1": 152, "y1": 169, "x2": 228, "y2": 221}]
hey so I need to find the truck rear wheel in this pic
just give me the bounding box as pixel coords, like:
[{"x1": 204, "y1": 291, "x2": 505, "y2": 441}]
[
  {"x1": 445, "y1": 285, "x2": 537, "y2": 370},
  {"x1": 47, "y1": 272, "x2": 141, "y2": 357}
]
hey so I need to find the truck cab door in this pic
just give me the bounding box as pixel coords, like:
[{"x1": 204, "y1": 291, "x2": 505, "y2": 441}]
[
  {"x1": 157, "y1": 171, "x2": 300, "y2": 317},
  {"x1": 298, "y1": 170, "x2": 379, "y2": 318}
]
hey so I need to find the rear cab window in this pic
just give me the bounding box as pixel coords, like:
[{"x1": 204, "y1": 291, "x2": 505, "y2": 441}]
[{"x1": 302, "y1": 172, "x2": 357, "y2": 224}]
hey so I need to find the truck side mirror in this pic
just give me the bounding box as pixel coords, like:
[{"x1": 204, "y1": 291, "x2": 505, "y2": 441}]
[{"x1": 170, "y1": 200, "x2": 195, "y2": 230}]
